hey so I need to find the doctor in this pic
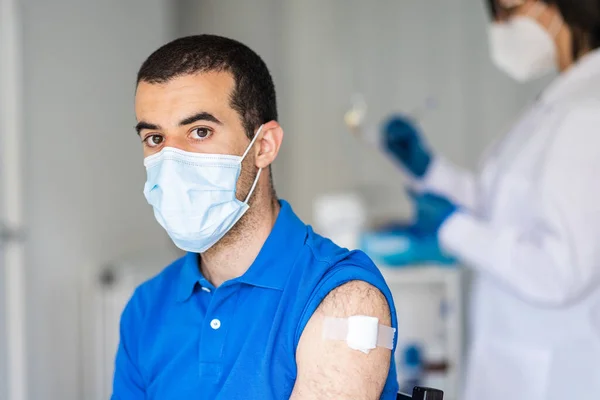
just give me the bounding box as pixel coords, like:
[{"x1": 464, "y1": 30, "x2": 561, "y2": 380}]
[{"x1": 384, "y1": 1, "x2": 600, "y2": 399}]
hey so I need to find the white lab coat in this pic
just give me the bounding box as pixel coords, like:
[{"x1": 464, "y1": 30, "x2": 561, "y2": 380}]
[{"x1": 414, "y1": 49, "x2": 600, "y2": 400}]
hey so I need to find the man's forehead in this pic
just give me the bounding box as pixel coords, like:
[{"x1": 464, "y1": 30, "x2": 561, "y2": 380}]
[
  {"x1": 135, "y1": 71, "x2": 236, "y2": 120},
  {"x1": 136, "y1": 71, "x2": 234, "y2": 100}
]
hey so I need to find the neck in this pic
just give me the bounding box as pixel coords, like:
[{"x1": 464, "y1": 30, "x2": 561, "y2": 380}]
[
  {"x1": 555, "y1": 26, "x2": 575, "y2": 72},
  {"x1": 200, "y1": 194, "x2": 280, "y2": 287}
]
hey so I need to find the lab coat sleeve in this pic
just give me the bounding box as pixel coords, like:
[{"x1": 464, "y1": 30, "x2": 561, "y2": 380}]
[
  {"x1": 408, "y1": 156, "x2": 478, "y2": 210},
  {"x1": 111, "y1": 290, "x2": 146, "y2": 399},
  {"x1": 438, "y1": 105, "x2": 600, "y2": 306}
]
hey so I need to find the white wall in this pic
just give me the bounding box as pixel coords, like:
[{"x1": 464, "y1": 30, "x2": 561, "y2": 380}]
[
  {"x1": 21, "y1": 1, "x2": 175, "y2": 398},
  {"x1": 177, "y1": 0, "x2": 548, "y2": 225}
]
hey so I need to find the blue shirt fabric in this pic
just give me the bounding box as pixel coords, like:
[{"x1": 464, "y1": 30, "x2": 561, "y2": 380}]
[{"x1": 112, "y1": 200, "x2": 399, "y2": 399}]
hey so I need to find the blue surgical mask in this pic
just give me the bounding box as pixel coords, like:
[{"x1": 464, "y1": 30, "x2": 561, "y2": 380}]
[{"x1": 143, "y1": 125, "x2": 263, "y2": 253}]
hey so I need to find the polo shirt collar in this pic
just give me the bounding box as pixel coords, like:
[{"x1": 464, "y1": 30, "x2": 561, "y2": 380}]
[
  {"x1": 176, "y1": 200, "x2": 307, "y2": 302},
  {"x1": 176, "y1": 252, "x2": 212, "y2": 302},
  {"x1": 237, "y1": 200, "x2": 307, "y2": 290}
]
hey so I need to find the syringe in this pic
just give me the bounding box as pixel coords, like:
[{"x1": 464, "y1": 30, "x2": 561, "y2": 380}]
[{"x1": 343, "y1": 94, "x2": 437, "y2": 151}]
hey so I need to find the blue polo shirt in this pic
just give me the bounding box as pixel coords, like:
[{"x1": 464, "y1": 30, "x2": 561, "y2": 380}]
[{"x1": 112, "y1": 200, "x2": 399, "y2": 399}]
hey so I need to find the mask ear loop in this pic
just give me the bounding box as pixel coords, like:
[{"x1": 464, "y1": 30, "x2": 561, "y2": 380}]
[
  {"x1": 241, "y1": 124, "x2": 265, "y2": 204},
  {"x1": 241, "y1": 124, "x2": 264, "y2": 160},
  {"x1": 244, "y1": 169, "x2": 262, "y2": 204}
]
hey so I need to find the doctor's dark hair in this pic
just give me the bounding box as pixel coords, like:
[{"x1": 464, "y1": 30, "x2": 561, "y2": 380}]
[
  {"x1": 136, "y1": 34, "x2": 278, "y2": 140},
  {"x1": 486, "y1": 0, "x2": 600, "y2": 58}
]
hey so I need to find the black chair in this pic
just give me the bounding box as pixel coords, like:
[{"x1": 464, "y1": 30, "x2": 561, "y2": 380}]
[{"x1": 397, "y1": 386, "x2": 443, "y2": 400}]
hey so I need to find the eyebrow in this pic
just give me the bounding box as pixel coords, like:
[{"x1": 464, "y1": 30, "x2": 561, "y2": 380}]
[
  {"x1": 135, "y1": 121, "x2": 160, "y2": 135},
  {"x1": 179, "y1": 112, "x2": 223, "y2": 127},
  {"x1": 135, "y1": 111, "x2": 223, "y2": 135}
]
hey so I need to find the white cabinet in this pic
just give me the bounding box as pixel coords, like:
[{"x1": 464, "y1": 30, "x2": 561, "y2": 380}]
[{"x1": 380, "y1": 266, "x2": 464, "y2": 400}]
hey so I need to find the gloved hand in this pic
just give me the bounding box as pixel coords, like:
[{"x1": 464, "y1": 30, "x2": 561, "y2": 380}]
[
  {"x1": 409, "y1": 190, "x2": 458, "y2": 234},
  {"x1": 382, "y1": 115, "x2": 432, "y2": 178}
]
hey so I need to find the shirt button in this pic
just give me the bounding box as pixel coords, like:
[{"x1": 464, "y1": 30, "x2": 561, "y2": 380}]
[
  {"x1": 210, "y1": 319, "x2": 221, "y2": 330},
  {"x1": 201, "y1": 287, "x2": 211, "y2": 293}
]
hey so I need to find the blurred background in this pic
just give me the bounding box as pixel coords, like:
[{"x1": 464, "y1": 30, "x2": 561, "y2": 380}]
[{"x1": 0, "y1": 0, "x2": 553, "y2": 399}]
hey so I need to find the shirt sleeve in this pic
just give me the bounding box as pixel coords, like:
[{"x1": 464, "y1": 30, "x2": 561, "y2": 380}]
[
  {"x1": 439, "y1": 105, "x2": 600, "y2": 306},
  {"x1": 408, "y1": 156, "x2": 478, "y2": 210},
  {"x1": 111, "y1": 289, "x2": 146, "y2": 399}
]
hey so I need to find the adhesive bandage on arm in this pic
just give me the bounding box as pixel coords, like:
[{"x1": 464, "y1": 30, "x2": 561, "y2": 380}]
[{"x1": 322, "y1": 315, "x2": 396, "y2": 354}]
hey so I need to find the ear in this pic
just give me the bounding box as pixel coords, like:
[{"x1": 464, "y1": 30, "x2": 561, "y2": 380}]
[{"x1": 253, "y1": 120, "x2": 283, "y2": 169}]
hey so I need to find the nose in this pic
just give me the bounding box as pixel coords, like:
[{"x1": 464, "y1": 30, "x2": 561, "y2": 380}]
[
  {"x1": 146, "y1": 158, "x2": 191, "y2": 206},
  {"x1": 163, "y1": 135, "x2": 196, "y2": 153}
]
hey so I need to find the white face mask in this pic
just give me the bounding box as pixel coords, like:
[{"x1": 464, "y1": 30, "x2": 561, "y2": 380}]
[
  {"x1": 488, "y1": 3, "x2": 561, "y2": 82},
  {"x1": 143, "y1": 125, "x2": 263, "y2": 253}
]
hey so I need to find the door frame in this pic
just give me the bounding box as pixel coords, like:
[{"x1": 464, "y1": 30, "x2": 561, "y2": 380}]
[{"x1": 0, "y1": 0, "x2": 27, "y2": 399}]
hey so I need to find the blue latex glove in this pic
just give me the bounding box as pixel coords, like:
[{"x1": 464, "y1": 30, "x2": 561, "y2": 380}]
[
  {"x1": 382, "y1": 115, "x2": 432, "y2": 178},
  {"x1": 409, "y1": 190, "x2": 458, "y2": 234}
]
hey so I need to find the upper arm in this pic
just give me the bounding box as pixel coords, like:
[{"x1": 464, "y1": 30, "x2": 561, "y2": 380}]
[
  {"x1": 411, "y1": 156, "x2": 477, "y2": 210},
  {"x1": 291, "y1": 280, "x2": 393, "y2": 400},
  {"x1": 440, "y1": 105, "x2": 600, "y2": 305},
  {"x1": 112, "y1": 291, "x2": 146, "y2": 399}
]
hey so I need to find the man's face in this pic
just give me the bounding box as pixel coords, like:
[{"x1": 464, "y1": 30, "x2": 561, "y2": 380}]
[{"x1": 135, "y1": 71, "x2": 258, "y2": 201}]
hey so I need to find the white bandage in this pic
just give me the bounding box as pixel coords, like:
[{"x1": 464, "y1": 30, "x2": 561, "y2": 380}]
[{"x1": 322, "y1": 315, "x2": 396, "y2": 354}]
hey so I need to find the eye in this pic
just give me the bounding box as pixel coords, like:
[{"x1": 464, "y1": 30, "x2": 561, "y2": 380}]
[
  {"x1": 190, "y1": 127, "x2": 212, "y2": 141},
  {"x1": 143, "y1": 134, "x2": 164, "y2": 148}
]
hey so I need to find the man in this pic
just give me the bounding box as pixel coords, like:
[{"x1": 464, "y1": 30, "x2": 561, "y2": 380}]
[{"x1": 113, "y1": 34, "x2": 399, "y2": 399}]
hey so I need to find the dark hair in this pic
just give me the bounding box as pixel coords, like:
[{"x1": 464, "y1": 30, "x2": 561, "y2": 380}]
[
  {"x1": 485, "y1": 0, "x2": 600, "y2": 57},
  {"x1": 137, "y1": 34, "x2": 278, "y2": 140}
]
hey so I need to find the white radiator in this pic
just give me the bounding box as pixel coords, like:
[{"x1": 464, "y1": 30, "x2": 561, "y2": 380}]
[{"x1": 80, "y1": 250, "x2": 181, "y2": 400}]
